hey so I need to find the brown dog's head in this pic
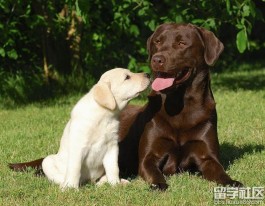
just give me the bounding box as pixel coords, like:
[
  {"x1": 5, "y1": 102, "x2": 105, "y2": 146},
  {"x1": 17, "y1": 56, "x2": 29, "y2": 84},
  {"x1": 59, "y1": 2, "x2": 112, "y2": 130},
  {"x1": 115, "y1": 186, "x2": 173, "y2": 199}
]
[{"x1": 147, "y1": 23, "x2": 224, "y2": 92}]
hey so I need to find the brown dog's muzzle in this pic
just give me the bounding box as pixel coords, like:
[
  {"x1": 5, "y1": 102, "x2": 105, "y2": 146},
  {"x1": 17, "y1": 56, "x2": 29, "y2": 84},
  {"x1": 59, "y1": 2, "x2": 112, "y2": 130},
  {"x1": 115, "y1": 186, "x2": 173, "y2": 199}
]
[
  {"x1": 151, "y1": 55, "x2": 192, "y2": 92},
  {"x1": 151, "y1": 55, "x2": 166, "y2": 71}
]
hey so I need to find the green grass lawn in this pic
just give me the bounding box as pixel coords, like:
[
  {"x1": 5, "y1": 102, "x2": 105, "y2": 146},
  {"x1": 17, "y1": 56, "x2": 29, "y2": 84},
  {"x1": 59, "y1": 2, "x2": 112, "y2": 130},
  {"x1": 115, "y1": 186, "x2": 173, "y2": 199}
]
[{"x1": 0, "y1": 68, "x2": 264, "y2": 206}]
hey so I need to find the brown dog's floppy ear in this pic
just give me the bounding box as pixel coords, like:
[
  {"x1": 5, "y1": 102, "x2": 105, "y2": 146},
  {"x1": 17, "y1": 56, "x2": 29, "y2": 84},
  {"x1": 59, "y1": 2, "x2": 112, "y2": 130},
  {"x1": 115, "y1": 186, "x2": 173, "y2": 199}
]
[
  {"x1": 93, "y1": 83, "x2": 116, "y2": 110},
  {"x1": 146, "y1": 36, "x2": 152, "y2": 61},
  {"x1": 147, "y1": 32, "x2": 156, "y2": 61},
  {"x1": 196, "y1": 26, "x2": 224, "y2": 66}
]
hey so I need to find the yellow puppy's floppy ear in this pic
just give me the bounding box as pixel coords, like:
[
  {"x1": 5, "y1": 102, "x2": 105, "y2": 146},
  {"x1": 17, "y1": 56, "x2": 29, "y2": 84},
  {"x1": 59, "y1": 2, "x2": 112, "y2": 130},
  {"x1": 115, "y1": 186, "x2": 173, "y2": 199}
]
[{"x1": 93, "y1": 83, "x2": 116, "y2": 110}]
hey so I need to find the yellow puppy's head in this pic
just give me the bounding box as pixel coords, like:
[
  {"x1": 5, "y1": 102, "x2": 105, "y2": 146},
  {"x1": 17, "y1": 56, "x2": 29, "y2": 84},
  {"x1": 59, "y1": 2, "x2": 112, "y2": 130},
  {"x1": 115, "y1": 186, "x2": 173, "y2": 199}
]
[{"x1": 93, "y1": 68, "x2": 150, "y2": 111}]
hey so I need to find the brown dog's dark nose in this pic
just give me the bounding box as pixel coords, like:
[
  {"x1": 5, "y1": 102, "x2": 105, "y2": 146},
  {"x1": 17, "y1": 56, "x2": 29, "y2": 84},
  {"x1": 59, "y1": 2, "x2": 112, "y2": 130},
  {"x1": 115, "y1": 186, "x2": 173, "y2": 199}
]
[{"x1": 152, "y1": 55, "x2": 165, "y2": 67}]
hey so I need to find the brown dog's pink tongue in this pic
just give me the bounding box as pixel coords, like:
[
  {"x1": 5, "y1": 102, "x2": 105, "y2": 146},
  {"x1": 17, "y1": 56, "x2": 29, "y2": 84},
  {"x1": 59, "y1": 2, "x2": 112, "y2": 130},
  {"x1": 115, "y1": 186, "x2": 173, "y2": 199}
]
[{"x1": 152, "y1": 78, "x2": 175, "y2": 91}]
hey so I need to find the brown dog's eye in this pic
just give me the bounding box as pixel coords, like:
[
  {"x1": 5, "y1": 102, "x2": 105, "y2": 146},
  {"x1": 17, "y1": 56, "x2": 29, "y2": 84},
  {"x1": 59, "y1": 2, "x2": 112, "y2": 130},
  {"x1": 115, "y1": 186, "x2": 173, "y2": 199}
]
[
  {"x1": 125, "y1": 75, "x2": 131, "y2": 80},
  {"x1": 154, "y1": 39, "x2": 161, "y2": 45},
  {"x1": 178, "y1": 41, "x2": 186, "y2": 46}
]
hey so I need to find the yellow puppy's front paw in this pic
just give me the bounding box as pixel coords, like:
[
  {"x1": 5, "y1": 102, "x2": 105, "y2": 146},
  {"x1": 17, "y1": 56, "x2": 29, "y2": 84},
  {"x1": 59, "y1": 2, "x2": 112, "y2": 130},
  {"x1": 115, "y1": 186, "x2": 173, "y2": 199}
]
[
  {"x1": 120, "y1": 178, "x2": 130, "y2": 184},
  {"x1": 60, "y1": 181, "x2": 79, "y2": 191}
]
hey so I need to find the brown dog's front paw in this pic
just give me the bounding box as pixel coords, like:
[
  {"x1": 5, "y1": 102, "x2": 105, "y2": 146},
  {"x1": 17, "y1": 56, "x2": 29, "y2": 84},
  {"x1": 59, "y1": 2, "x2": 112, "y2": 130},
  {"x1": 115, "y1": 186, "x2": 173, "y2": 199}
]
[
  {"x1": 228, "y1": 180, "x2": 244, "y2": 187},
  {"x1": 150, "y1": 183, "x2": 168, "y2": 191}
]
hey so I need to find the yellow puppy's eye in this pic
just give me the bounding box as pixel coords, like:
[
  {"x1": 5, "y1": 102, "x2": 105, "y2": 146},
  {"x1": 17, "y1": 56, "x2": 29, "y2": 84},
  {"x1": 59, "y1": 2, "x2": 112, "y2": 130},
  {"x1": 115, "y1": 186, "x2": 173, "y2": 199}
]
[{"x1": 125, "y1": 75, "x2": 131, "y2": 80}]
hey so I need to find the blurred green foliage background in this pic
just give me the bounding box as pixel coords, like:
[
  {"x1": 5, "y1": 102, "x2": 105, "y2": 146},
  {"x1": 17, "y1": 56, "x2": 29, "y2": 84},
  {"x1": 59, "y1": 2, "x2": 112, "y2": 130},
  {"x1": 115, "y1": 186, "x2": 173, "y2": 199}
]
[{"x1": 0, "y1": 0, "x2": 264, "y2": 104}]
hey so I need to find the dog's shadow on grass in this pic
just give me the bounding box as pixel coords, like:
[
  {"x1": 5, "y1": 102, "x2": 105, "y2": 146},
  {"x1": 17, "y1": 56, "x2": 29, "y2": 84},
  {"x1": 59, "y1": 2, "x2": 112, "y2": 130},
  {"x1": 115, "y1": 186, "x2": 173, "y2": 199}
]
[{"x1": 220, "y1": 143, "x2": 264, "y2": 170}]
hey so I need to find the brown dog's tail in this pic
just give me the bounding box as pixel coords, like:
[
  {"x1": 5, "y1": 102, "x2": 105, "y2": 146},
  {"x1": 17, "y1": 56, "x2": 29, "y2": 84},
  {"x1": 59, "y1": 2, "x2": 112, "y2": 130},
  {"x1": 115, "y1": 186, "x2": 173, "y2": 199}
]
[{"x1": 9, "y1": 158, "x2": 45, "y2": 175}]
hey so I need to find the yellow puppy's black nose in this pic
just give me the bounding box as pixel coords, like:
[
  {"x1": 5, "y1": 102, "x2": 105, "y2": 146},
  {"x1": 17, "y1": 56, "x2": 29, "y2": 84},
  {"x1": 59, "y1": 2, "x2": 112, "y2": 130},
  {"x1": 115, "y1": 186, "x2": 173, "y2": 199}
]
[{"x1": 144, "y1": 73, "x2": 150, "y2": 79}]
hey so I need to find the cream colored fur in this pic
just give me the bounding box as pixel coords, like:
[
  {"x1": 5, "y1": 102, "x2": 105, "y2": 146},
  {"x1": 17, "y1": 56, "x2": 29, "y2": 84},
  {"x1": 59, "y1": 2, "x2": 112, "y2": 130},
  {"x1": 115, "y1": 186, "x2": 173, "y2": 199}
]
[{"x1": 42, "y1": 68, "x2": 150, "y2": 189}]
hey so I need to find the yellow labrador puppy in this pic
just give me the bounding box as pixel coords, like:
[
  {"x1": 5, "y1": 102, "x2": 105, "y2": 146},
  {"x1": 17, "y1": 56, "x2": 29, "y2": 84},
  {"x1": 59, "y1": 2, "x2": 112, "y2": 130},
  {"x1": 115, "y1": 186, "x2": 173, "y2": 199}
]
[{"x1": 42, "y1": 68, "x2": 150, "y2": 189}]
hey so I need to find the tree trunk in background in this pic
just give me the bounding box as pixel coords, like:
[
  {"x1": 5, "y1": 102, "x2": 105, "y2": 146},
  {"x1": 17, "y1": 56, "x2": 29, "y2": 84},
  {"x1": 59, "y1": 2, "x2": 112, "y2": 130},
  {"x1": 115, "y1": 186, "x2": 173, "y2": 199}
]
[
  {"x1": 32, "y1": 2, "x2": 83, "y2": 83},
  {"x1": 32, "y1": 1, "x2": 53, "y2": 83},
  {"x1": 42, "y1": 32, "x2": 49, "y2": 84},
  {"x1": 61, "y1": 5, "x2": 83, "y2": 75}
]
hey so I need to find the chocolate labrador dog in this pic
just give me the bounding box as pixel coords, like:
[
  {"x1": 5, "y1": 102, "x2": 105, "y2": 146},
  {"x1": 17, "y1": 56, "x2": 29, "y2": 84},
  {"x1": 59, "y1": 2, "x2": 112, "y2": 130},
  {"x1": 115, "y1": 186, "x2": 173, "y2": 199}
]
[
  {"x1": 118, "y1": 23, "x2": 242, "y2": 190},
  {"x1": 10, "y1": 23, "x2": 242, "y2": 191}
]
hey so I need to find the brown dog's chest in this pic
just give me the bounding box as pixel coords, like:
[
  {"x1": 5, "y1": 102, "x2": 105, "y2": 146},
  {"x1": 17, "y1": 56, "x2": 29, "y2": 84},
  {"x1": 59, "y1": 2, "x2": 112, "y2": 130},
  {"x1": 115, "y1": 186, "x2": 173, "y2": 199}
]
[
  {"x1": 161, "y1": 105, "x2": 212, "y2": 129},
  {"x1": 161, "y1": 90, "x2": 214, "y2": 125},
  {"x1": 149, "y1": 94, "x2": 216, "y2": 145}
]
